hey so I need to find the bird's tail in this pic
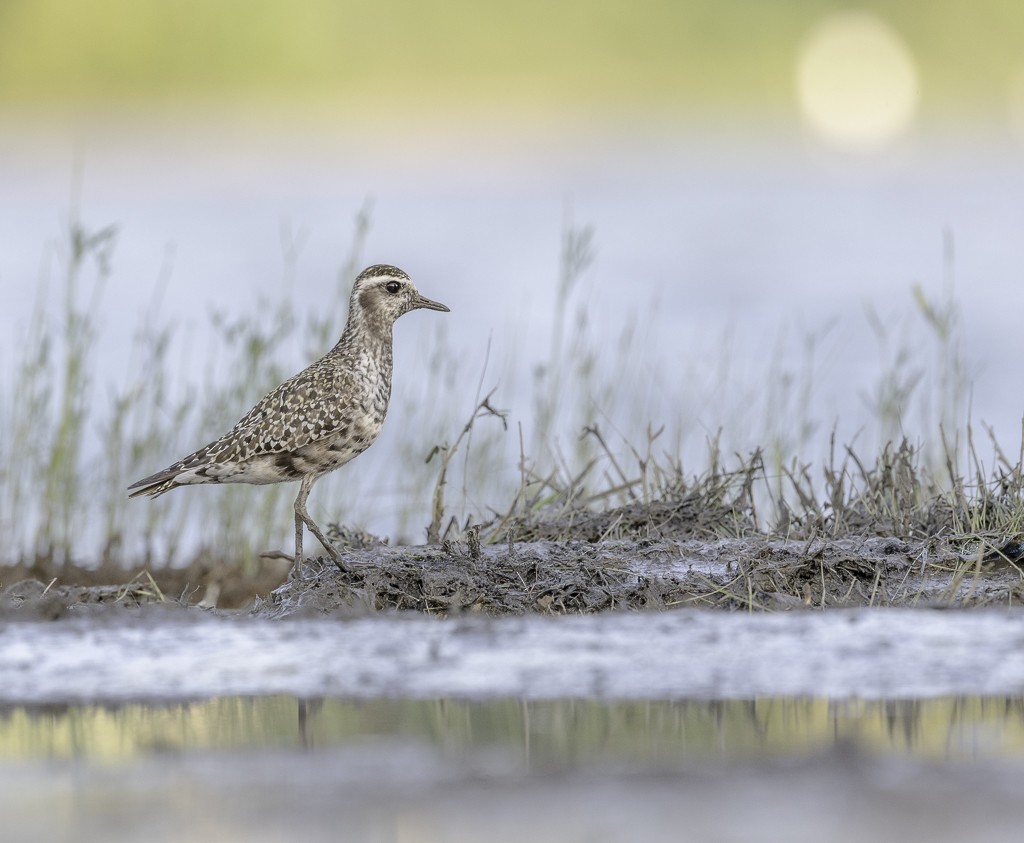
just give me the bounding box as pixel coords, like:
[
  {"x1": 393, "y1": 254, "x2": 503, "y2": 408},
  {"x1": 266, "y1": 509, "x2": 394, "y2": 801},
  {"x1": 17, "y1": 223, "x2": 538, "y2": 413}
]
[{"x1": 127, "y1": 471, "x2": 180, "y2": 499}]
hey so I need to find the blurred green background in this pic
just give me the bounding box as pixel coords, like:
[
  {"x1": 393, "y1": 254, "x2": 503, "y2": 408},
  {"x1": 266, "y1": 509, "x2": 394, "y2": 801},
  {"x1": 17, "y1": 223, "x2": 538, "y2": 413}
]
[{"x1": 0, "y1": 0, "x2": 1019, "y2": 124}]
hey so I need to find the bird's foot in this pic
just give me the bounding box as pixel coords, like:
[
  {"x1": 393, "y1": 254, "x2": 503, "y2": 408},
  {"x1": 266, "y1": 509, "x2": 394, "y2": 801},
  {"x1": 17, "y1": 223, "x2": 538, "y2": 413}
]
[{"x1": 323, "y1": 542, "x2": 350, "y2": 574}]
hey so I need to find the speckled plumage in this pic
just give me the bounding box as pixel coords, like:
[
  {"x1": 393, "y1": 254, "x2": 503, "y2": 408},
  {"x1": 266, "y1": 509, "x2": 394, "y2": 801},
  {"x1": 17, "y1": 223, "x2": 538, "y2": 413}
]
[{"x1": 128, "y1": 264, "x2": 449, "y2": 566}]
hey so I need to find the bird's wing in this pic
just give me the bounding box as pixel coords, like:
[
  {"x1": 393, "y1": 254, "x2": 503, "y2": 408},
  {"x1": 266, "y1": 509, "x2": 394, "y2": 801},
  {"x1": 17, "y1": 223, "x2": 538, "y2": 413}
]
[
  {"x1": 210, "y1": 368, "x2": 367, "y2": 462},
  {"x1": 130, "y1": 367, "x2": 365, "y2": 494}
]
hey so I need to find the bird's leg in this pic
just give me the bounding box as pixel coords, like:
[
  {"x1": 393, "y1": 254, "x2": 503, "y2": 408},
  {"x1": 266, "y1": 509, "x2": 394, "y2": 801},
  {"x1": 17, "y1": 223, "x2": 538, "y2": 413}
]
[{"x1": 294, "y1": 474, "x2": 346, "y2": 571}]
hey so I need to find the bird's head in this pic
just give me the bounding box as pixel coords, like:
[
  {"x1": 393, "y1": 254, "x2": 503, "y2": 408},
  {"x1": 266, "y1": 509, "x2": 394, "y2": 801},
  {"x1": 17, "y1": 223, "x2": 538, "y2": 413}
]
[{"x1": 350, "y1": 264, "x2": 449, "y2": 337}]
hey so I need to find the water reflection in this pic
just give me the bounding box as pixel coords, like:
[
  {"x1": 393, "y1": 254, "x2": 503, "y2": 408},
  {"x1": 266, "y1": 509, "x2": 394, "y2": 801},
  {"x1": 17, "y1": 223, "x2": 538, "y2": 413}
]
[{"x1": 1, "y1": 696, "x2": 1022, "y2": 764}]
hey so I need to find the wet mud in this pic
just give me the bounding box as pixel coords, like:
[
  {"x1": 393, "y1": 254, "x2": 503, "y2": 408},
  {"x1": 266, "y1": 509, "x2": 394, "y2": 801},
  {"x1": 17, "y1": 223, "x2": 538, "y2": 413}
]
[
  {"x1": 1, "y1": 533, "x2": 1021, "y2": 617},
  {"x1": 0, "y1": 554, "x2": 292, "y2": 612},
  {"x1": 257, "y1": 535, "x2": 1023, "y2": 618}
]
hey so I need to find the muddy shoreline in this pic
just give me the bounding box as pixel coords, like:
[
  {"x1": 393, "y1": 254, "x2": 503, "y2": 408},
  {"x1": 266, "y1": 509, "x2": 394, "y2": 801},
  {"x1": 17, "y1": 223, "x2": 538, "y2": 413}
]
[
  {"x1": 261, "y1": 535, "x2": 1023, "y2": 617},
  {"x1": 3, "y1": 536, "x2": 1023, "y2": 841},
  {"x1": 1, "y1": 534, "x2": 1020, "y2": 617}
]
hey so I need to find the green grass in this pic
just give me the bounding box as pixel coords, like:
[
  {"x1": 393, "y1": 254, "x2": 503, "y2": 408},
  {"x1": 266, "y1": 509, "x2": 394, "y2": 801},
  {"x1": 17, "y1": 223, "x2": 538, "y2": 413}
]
[{"x1": 0, "y1": 198, "x2": 1021, "y2": 576}]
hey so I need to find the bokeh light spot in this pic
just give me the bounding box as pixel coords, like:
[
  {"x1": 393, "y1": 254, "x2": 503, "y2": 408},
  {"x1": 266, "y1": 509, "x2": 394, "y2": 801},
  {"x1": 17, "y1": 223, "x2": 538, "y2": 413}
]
[
  {"x1": 796, "y1": 11, "x2": 918, "y2": 153},
  {"x1": 1007, "y1": 65, "x2": 1024, "y2": 145}
]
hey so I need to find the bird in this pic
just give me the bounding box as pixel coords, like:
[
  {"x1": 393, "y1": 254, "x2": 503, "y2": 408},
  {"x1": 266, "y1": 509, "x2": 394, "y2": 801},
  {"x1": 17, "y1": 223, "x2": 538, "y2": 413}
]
[{"x1": 128, "y1": 264, "x2": 449, "y2": 568}]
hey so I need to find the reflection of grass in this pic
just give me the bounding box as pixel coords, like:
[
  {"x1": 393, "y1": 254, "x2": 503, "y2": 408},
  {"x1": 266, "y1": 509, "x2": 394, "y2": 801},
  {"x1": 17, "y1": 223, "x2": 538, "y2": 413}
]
[
  {"x1": 1, "y1": 203, "x2": 1021, "y2": 595},
  {"x1": 4, "y1": 695, "x2": 1024, "y2": 762},
  {"x1": 0, "y1": 1, "x2": 1017, "y2": 114}
]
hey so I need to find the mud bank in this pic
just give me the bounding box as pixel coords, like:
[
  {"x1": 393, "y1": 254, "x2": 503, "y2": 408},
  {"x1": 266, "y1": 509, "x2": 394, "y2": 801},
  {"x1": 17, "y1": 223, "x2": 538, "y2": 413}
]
[
  {"x1": 260, "y1": 536, "x2": 1023, "y2": 617},
  {"x1": 1, "y1": 535, "x2": 1019, "y2": 617}
]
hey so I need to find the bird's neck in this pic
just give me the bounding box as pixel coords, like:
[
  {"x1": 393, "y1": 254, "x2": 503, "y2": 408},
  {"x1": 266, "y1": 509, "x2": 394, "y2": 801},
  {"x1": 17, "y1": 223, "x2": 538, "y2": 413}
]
[{"x1": 332, "y1": 311, "x2": 393, "y2": 364}]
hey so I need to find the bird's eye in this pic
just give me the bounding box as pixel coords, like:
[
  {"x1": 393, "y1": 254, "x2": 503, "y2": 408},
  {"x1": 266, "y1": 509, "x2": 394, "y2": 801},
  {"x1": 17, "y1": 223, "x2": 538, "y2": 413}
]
[{"x1": 385, "y1": 280, "x2": 401, "y2": 294}]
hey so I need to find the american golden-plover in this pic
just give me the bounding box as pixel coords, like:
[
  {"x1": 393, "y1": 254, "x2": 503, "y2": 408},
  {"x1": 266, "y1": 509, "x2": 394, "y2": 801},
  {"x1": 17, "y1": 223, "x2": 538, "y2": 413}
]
[{"x1": 128, "y1": 264, "x2": 449, "y2": 567}]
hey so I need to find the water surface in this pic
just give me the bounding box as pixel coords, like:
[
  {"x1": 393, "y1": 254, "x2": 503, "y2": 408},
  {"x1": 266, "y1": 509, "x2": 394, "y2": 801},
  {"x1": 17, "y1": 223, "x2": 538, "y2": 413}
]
[
  {"x1": 4, "y1": 607, "x2": 1024, "y2": 841},
  {"x1": 3, "y1": 695, "x2": 1022, "y2": 765}
]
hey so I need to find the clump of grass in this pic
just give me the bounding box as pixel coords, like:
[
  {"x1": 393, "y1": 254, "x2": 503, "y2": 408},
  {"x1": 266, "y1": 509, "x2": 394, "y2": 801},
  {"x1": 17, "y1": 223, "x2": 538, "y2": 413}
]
[
  {"x1": 425, "y1": 226, "x2": 1022, "y2": 556},
  {"x1": 0, "y1": 175, "x2": 117, "y2": 566},
  {"x1": 97, "y1": 244, "x2": 180, "y2": 563},
  {"x1": 425, "y1": 389, "x2": 508, "y2": 544},
  {"x1": 1, "y1": 199, "x2": 1021, "y2": 587}
]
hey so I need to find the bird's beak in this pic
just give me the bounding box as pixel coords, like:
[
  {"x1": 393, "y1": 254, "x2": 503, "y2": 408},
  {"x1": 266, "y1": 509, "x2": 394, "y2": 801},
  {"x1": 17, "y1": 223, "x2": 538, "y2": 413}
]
[{"x1": 414, "y1": 294, "x2": 450, "y2": 313}]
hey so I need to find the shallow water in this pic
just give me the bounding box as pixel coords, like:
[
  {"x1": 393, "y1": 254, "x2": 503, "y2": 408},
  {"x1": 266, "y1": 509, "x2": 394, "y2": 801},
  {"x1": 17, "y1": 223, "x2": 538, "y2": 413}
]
[
  {"x1": 4, "y1": 608, "x2": 1024, "y2": 703},
  {"x1": 3, "y1": 695, "x2": 1022, "y2": 765},
  {"x1": 3, "y1": 693, "x2": 1024, "y2": 842},
  {"x1": 4, "y1": 608, "x2": 1024, "y2": 840}
]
